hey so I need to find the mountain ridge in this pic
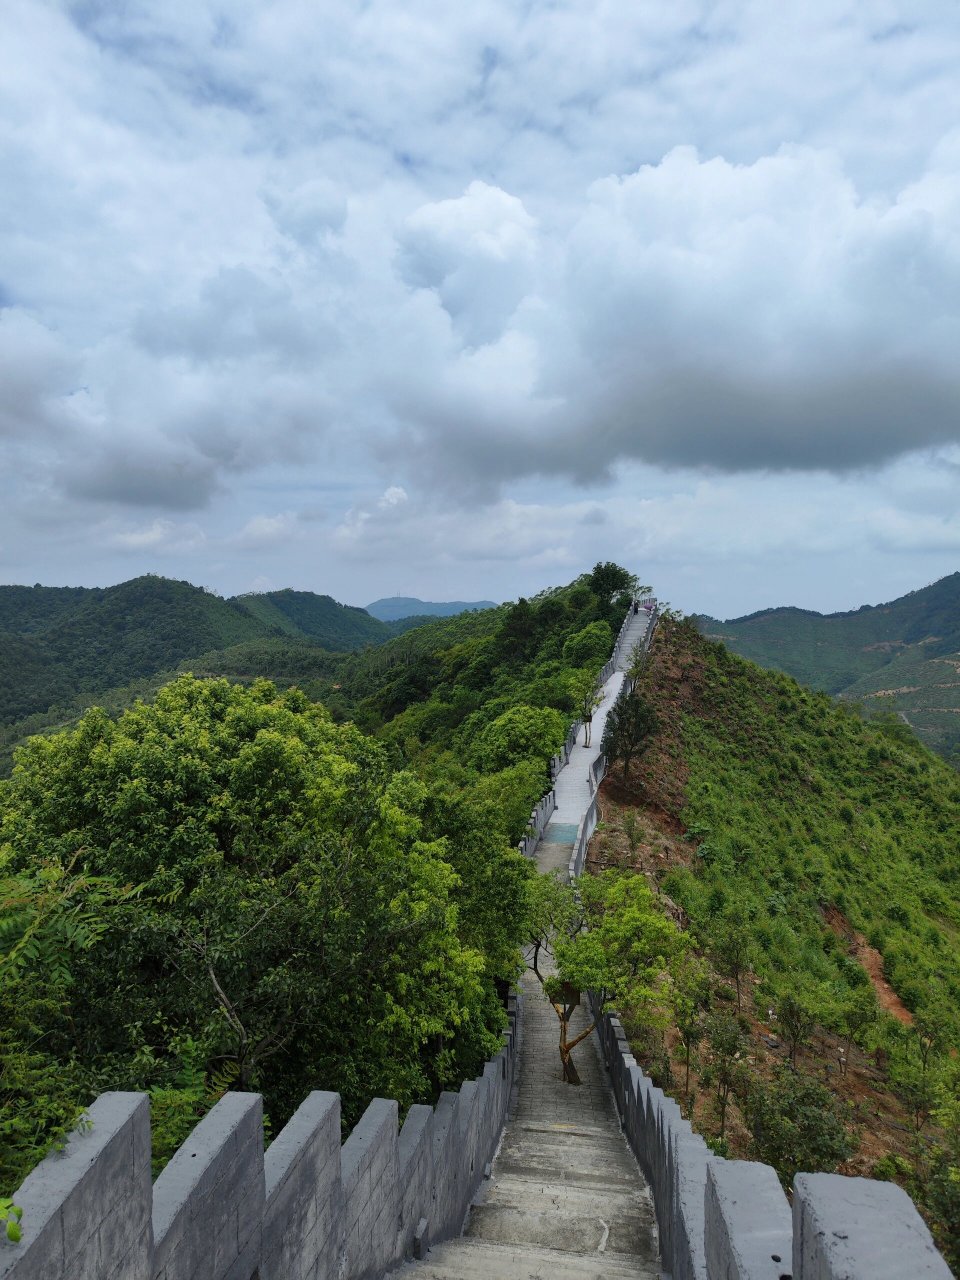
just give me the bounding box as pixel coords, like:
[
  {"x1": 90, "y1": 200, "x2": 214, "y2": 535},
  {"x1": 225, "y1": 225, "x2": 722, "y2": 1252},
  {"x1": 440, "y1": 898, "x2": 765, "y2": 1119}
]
[
  {"x1": 364, "y1": 595, "x2": 496, "y2": 622},
  {"x1": 695, "y1": 571, "x2": 960, "y2": 760}
]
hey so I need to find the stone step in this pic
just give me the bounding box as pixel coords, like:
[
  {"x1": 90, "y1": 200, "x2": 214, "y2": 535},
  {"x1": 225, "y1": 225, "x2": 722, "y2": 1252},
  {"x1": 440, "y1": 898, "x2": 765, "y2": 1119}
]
[
  {"x1": 395, "y1": 1237, "x2": 660, "y2": 1279},
  {"x1": 466, "y1": 1196, "x2": 658, "y2": 1261}
]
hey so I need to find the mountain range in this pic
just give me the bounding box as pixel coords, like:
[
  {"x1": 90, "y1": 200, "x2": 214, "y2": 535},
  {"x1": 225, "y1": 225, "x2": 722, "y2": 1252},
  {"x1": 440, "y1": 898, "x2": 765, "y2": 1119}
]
[
  {"x1": 696, "y1": 571, "x2": 960, "y2": 761},
  {"x1": 0, "y1": 577, "x2": 499, "y2": 771}
]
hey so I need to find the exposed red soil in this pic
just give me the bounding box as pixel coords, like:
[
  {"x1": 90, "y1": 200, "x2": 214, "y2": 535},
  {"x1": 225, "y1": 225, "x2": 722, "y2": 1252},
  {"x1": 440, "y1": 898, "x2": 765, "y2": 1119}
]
[{"x1": 822, "y1": 904, "x2": 914, "y2": 1026}]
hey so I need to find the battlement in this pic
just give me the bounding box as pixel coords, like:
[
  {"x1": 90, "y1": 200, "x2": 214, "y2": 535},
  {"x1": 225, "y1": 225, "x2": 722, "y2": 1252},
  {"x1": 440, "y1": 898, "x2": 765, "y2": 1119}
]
[
  {"x1": 0, "y1": 997, "x2": 519, "y2": 1280},
  {"x1": 593, "y1": 1000, "x2": 952, "y2": 1280}
]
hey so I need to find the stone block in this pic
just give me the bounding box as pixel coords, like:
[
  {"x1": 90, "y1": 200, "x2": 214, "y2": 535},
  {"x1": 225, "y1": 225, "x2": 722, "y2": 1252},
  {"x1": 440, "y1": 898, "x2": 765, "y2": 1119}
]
[
  {"x1": 669, "y1": 1128, "x2": 711, "y2": 1280},
  {"x1": 152, "y1": 1092, "x2": 264, "y2": 1280},
  {"x1": 792, "y1": 1173, "x2": 952, "y2": 1279},
  {"x1": 340, "y1": 1098, "x2": 400, "y2": 1280},
  {"x1": 0, "y1": 1092, "x2": 151, "y2": 1280},
  {"x1": 262, "y1": 1091, "x2": 341, "y2": 1280},
  {"x1": 705, "y1": 1159, "x2": 792, "y2": 1280}
]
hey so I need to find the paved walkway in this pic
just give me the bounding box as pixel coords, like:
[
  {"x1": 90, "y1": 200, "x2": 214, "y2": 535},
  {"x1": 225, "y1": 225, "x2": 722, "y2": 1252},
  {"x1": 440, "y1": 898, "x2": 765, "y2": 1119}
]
[{"x1": 396, "y1": 610, "x2": 659, "y2": 1279}]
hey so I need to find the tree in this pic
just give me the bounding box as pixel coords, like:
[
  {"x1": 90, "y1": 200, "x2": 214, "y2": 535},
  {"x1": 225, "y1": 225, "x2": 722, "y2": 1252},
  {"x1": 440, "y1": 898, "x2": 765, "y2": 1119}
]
[
  {"x1": 672, "y1": 952, "x2": 712, "y2": 1103},
  {"x1": 471, "y1": 704, "x2": 568, "y2": 772},
  {"x1": 562, "y1": 622, "x2": 613, "y2": 671},
  {"x1": 567, "y1": 671, "x2": 604, "y2": 748},
  {"x1": 837, "y1": 988, "x2": 879, "y2": 1075},
  {"x1": 777, "y1": 988, "x2": 818, "y2": 1069},
  {"x1": 0, "y1": 676, "x2": 515, "y2": 1141},
  {"x1": 0, "y1": 857, "x2": 136, "y2": 1194},
  {"x1": 708, "y1": 909, "x2": 754, "y2": 1012},
  {"x1": 601, "y1": 689, "x2": 659, "y2": 779},
  {"x1": 702, "y1": 1012, "x2": 745, "y2": 1139},
  {"x1": 744, "y1": 1067, "x2": 853, "y2": 1186},
  {"x1": 588, "y1": 562, "x2": 635, "y2": 603},
  {"x1": 526, "y1": 870, "x2": 686, "y2": 1084}
]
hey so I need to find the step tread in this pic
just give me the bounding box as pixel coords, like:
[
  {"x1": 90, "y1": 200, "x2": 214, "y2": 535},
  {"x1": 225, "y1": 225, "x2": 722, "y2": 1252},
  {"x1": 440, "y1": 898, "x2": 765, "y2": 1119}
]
[{"x1": 390, "y1": 1236, "x2": 660, "y2": 1279}]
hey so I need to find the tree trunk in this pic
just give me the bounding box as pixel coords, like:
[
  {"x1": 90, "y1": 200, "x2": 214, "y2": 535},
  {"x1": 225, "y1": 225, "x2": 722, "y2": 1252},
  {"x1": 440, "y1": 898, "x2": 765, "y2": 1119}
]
[{"x1": 554, "y1": 1004, "x2": 596, "y2": 1085}]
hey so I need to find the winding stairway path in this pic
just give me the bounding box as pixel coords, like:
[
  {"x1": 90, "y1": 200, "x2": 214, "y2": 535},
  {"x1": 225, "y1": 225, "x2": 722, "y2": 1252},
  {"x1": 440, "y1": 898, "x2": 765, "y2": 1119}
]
[{"x1": 395, "y1": 609, "x2": 660, "y2": 1280}]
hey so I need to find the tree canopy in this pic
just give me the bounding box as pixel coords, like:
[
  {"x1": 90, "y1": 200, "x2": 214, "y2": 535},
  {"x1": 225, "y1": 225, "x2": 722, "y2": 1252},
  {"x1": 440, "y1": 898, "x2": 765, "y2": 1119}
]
[{"x1": 0, "y1": 675, "x2": 531, "y2": 1189}]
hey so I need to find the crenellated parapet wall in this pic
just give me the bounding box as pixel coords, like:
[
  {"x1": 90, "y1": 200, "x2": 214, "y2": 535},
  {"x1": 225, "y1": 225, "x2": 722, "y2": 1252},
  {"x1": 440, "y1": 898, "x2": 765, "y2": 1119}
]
[
  {"x1": 0, "y1": 996, "x2": 520, "y2": 1280},
  {"x1": 593, "y1": 1000, "x2": 952, "y2": 1279}
]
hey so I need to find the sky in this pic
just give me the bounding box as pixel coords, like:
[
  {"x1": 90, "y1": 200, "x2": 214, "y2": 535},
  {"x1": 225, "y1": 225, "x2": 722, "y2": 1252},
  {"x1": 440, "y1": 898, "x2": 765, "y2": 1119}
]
[{"x1": 3, "y1": 1, "x2": 960, "y2": 618}]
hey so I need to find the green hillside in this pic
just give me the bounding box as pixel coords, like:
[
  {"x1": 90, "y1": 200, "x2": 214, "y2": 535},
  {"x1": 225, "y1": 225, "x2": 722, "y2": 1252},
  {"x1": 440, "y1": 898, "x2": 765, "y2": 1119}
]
[
  {"x1": 598, "y1": 612, "x2": 960, "y2": 1260},
  {"x1": 234, "y1": 589, "x2": 390, "y2": 648},
  {"x1": 0, "y1": 561, "x2": 637, "y2": 1200},
  {"x1": 0, "y1": 577, "x2": 263, "y2": 725},
  {"x1": 0, "y1": 584, "x2": 93, "y2": 635},
  {"x1": 0, "y1": 578, "x2": 411, "y2": 770},
  {"x1": 697, "y1": 572, "x2": 960, "y2": 759}
]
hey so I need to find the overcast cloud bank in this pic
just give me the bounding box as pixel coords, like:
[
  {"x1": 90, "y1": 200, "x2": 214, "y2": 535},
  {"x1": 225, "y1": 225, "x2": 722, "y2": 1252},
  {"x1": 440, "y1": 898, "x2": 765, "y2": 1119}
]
[{"x1": 2, "y1": 1, "x2": 959, "y2": 613}]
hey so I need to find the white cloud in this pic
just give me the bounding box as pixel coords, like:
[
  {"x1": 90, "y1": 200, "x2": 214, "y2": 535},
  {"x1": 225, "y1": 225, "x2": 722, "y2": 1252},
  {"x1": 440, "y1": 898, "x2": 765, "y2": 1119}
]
[
  {"x1": 110, "y1": 519, "x2": 207, "y2": 553},
  {"x1": 231, "y1": 512, "x2": 299, "y2": 548}
]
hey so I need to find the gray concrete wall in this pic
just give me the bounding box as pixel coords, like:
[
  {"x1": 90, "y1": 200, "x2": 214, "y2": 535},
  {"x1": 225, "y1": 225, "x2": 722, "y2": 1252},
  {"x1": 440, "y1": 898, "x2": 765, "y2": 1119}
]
[
  {"x1": 262, "y1": 1090, "x2": 341, "y2": 1280},
  {"x1": 0, "y1": 1092, "x2": 152, "y2": 1280},
  {"x1": 152, "y1": 1091, "x2": 265, "y2": 1280},
  {"x1": 0, "y1": 998, "x2": 520, "y2": 1280},
  {"x1": 591, "y1": 1001, "x2": 953, "y2": 1280}
]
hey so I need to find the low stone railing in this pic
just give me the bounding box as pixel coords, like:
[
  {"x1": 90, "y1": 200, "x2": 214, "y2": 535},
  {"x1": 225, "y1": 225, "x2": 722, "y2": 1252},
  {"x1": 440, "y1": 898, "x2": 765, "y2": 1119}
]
[
  {"x1": 592, "y1": 998, "x2": 952, "y2": 1279},
  {"x1": 0, "y1": 996, "x2": 521, "y2": 1280},
  {"x1": 518, "y1": 788, "x2": 557, "y2": 858}
]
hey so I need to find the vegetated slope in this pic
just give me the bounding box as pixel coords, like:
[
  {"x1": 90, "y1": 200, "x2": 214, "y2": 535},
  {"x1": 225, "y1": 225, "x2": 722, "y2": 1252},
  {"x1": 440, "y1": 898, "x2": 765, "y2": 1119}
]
[
  {"x1": 0, "y1": 578, "x2": 417, "y2": 775},
  {"x1": 598, "y1": 613, "x2": 960, "y2": 1258},
  {"x1": 0, "y1": 584, "x2": 93, "y2": 634},
  {"x1": 234, "y1": 589, "x2": 391, "y2": 647},
  {"x1": 364, "y1": 596, "x2": 497, "y2": 622},
  {"x1": 696, "y1": 571, "x2": 960, "y2": 760},
  {"x1": 638, "y1": 615, "x2": 960, "y2": 1028},
  {"x1": 0, "y1": 577, "x2": 264, "y2": 725}
]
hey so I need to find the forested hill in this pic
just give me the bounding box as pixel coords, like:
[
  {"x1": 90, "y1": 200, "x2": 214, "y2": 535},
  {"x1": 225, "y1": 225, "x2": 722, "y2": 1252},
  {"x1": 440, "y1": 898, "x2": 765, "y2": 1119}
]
[
  {"x1": 0, "y1": 576, "x2": 419, "y2": 750},
  {"x1": 598, "y1": 612, "x2": 960, "y2": 1261},
  {"x1": 696, "y1": 571, "x2": 960, "y2": 761}
]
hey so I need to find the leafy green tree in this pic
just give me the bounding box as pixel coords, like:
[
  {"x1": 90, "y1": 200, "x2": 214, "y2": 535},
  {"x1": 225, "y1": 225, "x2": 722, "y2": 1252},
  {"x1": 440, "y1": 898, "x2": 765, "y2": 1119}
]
[
  {"x1": 672, "y1": 951, "x2": 712, "y2": 1101},
  {"x1": 601, "y1": 690, "x2": 659, "y2": 779},
  {"x1": 587, "y1": 563, "x2": 635, "y2": 602},
  {"x1": 562, "y1": 622, "x2": 613, "y2": 671},
  {"x1": 702, "y1": 1012, "x2": 745, "y2": 1139},
  {"x1": 0, "y1": 857, "x2": 135, "y2": 1194},
  {"x1": 567, "y1": 670, "x2": 604, "y2": 747},
  {"x1": 708, "y1": 909, "x2": 755, "y2": 1012},
  {"x1": 743, "y1": 1067, "x2": 853, "y2": 1186},
  {"x1": 527, "y1": 871, "x2": 686, "y2": 1084},
  {"x1": 0, "y1": 677, "x2": 515, "y2": 1141},
  {"x1": 471, "y1": 704, "x2": 567, "y2": 772},
  {"x1": 837, "y1": 988, "x2": 879, "y2": 1075},
  {"x1": 777, "y1": 986, "x2": 819, "y2": 1069}
]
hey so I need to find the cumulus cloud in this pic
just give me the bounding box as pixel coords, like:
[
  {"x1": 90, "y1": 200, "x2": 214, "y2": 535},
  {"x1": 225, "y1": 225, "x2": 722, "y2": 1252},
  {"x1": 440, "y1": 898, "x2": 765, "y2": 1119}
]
[
  {"x1": 110, "y1": 518, "x2": 207, "y2": 553},
  {"x1": 231, "y1": 512, "x2": 299, "y2": 548},
  {"x1": 386, "y1": 145, "x2": 960, "y2": 488},
  {"x1": 397, "y1": 181, "x2": 538, "y2": 346}
]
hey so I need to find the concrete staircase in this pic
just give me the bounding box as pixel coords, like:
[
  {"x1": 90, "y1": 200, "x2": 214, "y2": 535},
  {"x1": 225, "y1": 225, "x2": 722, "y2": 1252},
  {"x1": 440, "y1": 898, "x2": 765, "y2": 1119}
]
[{"x1": 392, "y1": 608, "x2": 659, "y2": 1280}]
